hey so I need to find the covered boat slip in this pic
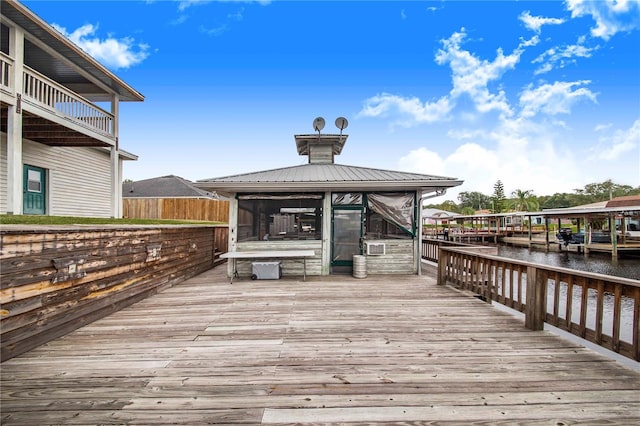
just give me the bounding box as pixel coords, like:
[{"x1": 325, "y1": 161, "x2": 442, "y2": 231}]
[
  {"x1": 448, "y1": 196, "x2": 640, "y2": 258},
  {"x1": 1, "y1": 265, "x2": 639, "y2": 424}
]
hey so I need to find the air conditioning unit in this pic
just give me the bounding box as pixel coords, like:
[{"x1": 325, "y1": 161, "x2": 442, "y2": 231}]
[{"x1": 366, "y1": 242, "x2": 385, "y2": 256}]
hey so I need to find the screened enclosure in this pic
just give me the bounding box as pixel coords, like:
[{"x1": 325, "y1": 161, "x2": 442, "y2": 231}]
[
  {"x1": 332, "y1": 192, "x2": 416, "y2": 239},
  {"x1": 237, "y1": 194, "x2": 323, "y2": 242}
]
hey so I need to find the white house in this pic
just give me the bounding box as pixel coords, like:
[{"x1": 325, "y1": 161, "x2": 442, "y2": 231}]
[
  {"x1": 0, "y1": 0, "x2": 143, "y2": 217},
  {"x1": 196, "y1": 124, "x2": 463, "y2": 277}
]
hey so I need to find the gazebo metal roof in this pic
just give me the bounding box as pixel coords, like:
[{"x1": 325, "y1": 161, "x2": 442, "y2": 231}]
[{"x1": 195, "y1": 163, "x2": 463, "y2": 196}]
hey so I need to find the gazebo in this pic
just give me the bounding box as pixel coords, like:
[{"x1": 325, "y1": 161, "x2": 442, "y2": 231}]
[{"x1": 196, "y1": 120, "x2": 463, "y2": 278}]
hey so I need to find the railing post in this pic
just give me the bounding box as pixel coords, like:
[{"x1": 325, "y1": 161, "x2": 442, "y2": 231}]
[
  {"x1": 525, "y1": 266, "x2": 547, "y2": 331},
  {"x1": 437, "y1": 247, "x2": 446, "y2": 285}
]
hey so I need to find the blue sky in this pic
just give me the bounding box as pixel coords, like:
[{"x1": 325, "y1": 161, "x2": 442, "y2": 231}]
[{"x1": 24, "y1": 0, "x2": 640, "y2": 202}]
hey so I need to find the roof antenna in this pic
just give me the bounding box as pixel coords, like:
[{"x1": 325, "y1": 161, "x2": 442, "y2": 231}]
[
  {"x1": 313, "y1": 117, "x2": 325, "y2": 139},
  {"x1": 335, "y1": 117, "x2": 348, "y2": 139}
]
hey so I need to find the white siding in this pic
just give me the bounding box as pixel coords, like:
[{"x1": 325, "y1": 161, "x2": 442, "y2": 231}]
[
  {"x1": 0, "y1": 135, "x2": 7, "y2": 214},
  {"x1": 0, "y1": 135, "x2": 114, "y2": 217}
]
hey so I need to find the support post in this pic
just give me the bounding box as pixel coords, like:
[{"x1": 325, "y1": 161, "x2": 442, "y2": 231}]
[
  {"x1": 437, "y1": 247, "x2": 446, "y2": 285},
  {"x1": 584, "y1": 218, "x2": 591, "y2": 256},
  {"x1": 6, "y1": 26, "x2": 25, "y2": 215},
  {"x1": 525, "y1": 266, "x2": 547, "y2": 331},
  {"x1": 227, "y1": 197, "x2": 239, "y2": 279},
  {"x1": 610, "y1": 213, "x2": 617, "y2": 258},
  {"x1": 544, "y1": 217, "x2": 550, "y2": 252},
  {"x1": 109, "y1": 94, "x2": 120, "y2": 217}
]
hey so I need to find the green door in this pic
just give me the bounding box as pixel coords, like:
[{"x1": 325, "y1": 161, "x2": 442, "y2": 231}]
[
  {"x1": 23, "y1": 165, "x2": 46, "y2": 215},
  {"x1": 331, "y1": 206, "x2": 364, "y2": 272}
]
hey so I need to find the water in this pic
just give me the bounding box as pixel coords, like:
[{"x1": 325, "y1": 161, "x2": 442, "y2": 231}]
[{"x1": 495, "y1": 245, "x2": 640, "y2": 281}]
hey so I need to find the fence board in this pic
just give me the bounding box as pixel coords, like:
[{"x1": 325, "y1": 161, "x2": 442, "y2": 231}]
[{"x1": 123, "y1": 198, "x2": 229, "y2": 223}]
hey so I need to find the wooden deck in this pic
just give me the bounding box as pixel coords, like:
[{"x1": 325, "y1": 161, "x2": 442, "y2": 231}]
[{"x1": 2, "y1": 266, "x2": 640, "y2": 424}]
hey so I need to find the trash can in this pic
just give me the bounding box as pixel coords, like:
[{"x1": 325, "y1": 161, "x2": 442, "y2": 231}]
[{"x1": 352, "y1": 255, "x2": 367, "y2": 279}]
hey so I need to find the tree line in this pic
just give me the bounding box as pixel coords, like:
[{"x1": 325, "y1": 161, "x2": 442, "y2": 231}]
[{"x1": 426, "y1": 179, "x2": 640, "y2": 214}]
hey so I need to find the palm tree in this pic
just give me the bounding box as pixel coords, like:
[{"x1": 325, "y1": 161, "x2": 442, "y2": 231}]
[{"x1": 510, "y1": 189, "x2": 539, "y2": 212}]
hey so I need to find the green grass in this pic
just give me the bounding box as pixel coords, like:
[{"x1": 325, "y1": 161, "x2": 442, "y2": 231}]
[{"x1": 0, "y1": 215, "x2": 225, "y2": 226}]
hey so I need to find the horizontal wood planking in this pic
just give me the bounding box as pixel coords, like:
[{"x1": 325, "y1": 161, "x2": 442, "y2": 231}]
[
  {"x1": 235, "y1": 240, "x2": 323, "y2": 277},
  {"x1": 0, "y1": 226, "x2": 218, "y2": 361},
  {"x1": 365, "y1": 239, "x2": 416, "y2": 274}
]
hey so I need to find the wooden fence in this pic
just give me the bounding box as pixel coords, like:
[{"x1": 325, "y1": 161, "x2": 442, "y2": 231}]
[
  {"x1": 0, "y1": 225, "x2": 222, "y2": 361},
  {"x1": 436, "y1": 245, "x2": 640, "y2": 361},
  {"x1": 123, "y1": 198, "x2": 229, "y2": 223}
]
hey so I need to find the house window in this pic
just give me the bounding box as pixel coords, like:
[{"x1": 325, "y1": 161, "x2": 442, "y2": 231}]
[
  {"x1": 237, "y1": 193, "x2": 323, "y2": 242},
  {"x1": 27, "y1": 169, "x2": 42, "y2": 192}
]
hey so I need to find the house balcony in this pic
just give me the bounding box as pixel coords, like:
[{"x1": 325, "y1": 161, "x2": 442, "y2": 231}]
[{"x1": 1, "y1": 51, "x2": 116, "y2": 148}]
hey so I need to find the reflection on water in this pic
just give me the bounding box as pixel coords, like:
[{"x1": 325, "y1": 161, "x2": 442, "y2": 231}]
[{"x1": 496, "y1": 245, "x2": 640, "y2": 280}]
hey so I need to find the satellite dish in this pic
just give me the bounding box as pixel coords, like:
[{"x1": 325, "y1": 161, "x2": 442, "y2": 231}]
[
  {"x1": 313, "y1": 117, "x2": 325, "y2": 132},
  {"x1": 335, "y1": 117, "x2": 349, "y2": 131}
]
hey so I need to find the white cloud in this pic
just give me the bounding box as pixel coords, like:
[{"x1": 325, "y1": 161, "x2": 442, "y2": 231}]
[
  {"x1": 398, "y1": 147, "x2": 446, "y2": 176},
  {"x1": 357, "y1": 93, "x2": 453, "y2": 126},
  {"x1": 200, "y1": 24, "x2": 229, "y2": 36},
  {"x1": 594, "y1": 123, "x2": 613, "y2": 132},
  {"x1": 52, "y1": 23, "x2": 149, "y2": 70},
  {"x1": 359, "y1": 29, "x2": 530, "y2": 128},
  {"x1": 178, "y1": 0, "x2": 211, "y2": 11},
  {"x1": 532, "y1": 42, "x2": 597, "y2": 75},
  {"x1": 519, "y1": 10, "x2": 565, "y2": 33},
  {"x1": 177, "y1": 0, "x2": 270, "y2": 11},
  {"x1": 398, "y1": 119, "x2": 584, "y2": 201},
  {"x1": 518, "y1": 81, "x2": 597, "y2": 118},
  {"x1": 435, "y1": 29, "x2": 523, "y2": 118},
  {"x1": 590, "y1": 119, "x2": 640, "y2": 161},
  {"x1": 566, "y1": 0, "x2": 640, "y2": 40},
  {"x1": 228, "y1": 7, "x2": 245, "y2": 21}
]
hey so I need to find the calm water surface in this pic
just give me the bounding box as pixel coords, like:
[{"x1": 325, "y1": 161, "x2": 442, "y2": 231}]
[{"x1": 496, "y1": 245, "x2": 640, "y2": 281}]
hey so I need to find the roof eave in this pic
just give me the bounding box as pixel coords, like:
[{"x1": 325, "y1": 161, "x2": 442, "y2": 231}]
[{"x1": 194, "y1": 180, "x2": 463, "y2": 194}]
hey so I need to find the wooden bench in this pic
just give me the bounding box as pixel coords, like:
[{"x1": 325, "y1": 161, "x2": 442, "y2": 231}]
[{"x1": 220, "y1": 250, "x2": 316, "y2": 284}]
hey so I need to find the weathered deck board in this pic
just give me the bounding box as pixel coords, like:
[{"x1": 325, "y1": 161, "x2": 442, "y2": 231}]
[{"x1": 2, "y1": 266, "x2": 639, "y2": 425}]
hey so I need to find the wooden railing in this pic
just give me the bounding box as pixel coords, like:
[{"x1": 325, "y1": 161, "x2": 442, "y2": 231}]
[
  {"x1": 22, "y1": 66, "x2": 114, "y2": 137},
  {"x1": 436, "y1": 245, "x2": 640, "y2": 361},
  {"x1": 421, "y1": 237, "x2": 475, "y2": 263},
  {"x1": 0, "y1": 52, "x2": 13, "y2": 93}
]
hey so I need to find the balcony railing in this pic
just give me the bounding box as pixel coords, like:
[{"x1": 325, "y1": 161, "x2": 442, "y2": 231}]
[
  {"x1": 436, "y1": 244, "x2": 640, "y2": 361},
  {"x1": 0, "y1": 52, "x2": 13, "y2": 93},
  {"x1": 22, "y1": 66, "x2": 114, "y2": 138}
]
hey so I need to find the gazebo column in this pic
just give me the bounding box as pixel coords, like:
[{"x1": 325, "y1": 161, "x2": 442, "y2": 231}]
[
  {"x1": 228, "y1": 198, "x2": 239, "y2": 278},
  {"x1": 321, "y1": 192, "x2": 331, "y2": 275}
]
